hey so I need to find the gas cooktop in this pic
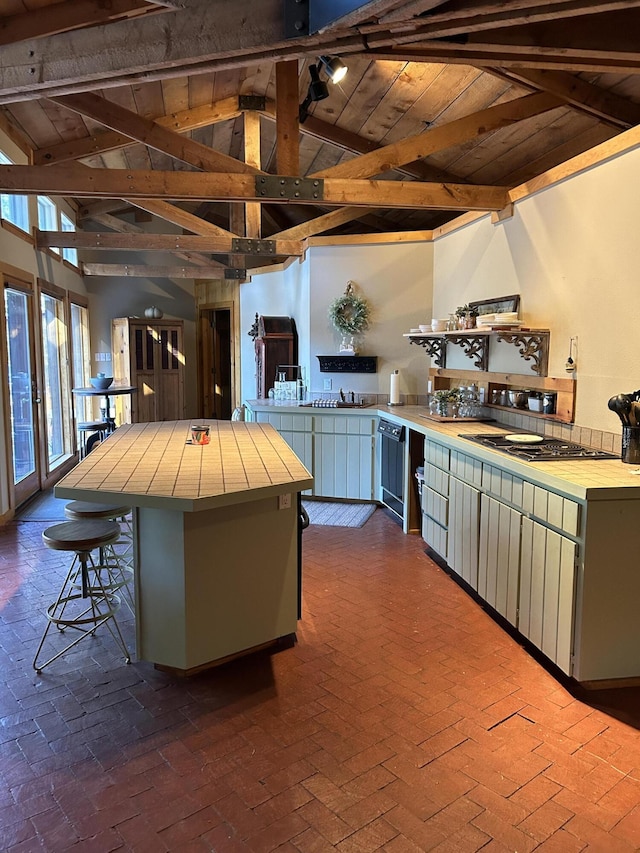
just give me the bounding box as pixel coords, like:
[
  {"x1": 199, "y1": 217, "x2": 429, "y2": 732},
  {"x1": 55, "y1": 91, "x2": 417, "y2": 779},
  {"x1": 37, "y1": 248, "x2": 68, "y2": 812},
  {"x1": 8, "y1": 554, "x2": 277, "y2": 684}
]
[{"x1": 460, "y1": 433, "x2": 618, "y2": 462}]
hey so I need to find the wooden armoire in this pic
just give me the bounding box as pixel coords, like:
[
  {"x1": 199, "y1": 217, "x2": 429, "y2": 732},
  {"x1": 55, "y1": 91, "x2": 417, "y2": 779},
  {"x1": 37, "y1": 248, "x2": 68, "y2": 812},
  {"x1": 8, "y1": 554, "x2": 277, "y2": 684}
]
[
  {"x1": 112, "y1": 317, "x2": 186, "y2": 424},
  {"x1": 254, "y1": 316, "x2": 297, "y2": 400}
]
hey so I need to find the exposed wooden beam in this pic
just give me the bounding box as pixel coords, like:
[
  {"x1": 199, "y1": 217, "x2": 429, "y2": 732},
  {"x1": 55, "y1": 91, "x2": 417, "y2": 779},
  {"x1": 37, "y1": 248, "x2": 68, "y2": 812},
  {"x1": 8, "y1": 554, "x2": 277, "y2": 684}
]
[
  {"x1": 51, "y1": 93, "x2": 261, "y2": 175},
  {"x1": 271, "y1": 208, "x2": 398, "y2": 240},
  {"x1": 82, "y1": 263, "x2": 225, "y2": 278},
  {"x1": 483, "y1": 67, "x2": 640, "y2": 129},
  {"x1": 311, "y1": 92, "x2": 562, "y2": 180},
  {"x1": 0, "y1": 0, "x2": 163, "y2": 47},
  {"x1": 371, "y1": 0, "x2": 640, "y2": 38},
  {"x1": 80, "y1": 211, "x2": 231, "y2": 268},
  {"x1": 35, "y1": 97, "x2": 243, "y2": 166},
  {"x1": 263, "y1": 99, "x2": 462, "y2": 184},
  {"x1": 1, "y1": 0, "x2": 638, "y2": 104},
  {"x1": 0, "y1": 165, "x2": 509, "y2": 210},
  {"x1": 35, "y1": 229, "x2": 302, "y2": 256},
  {"x1": 243, "y1": 111, "x2": 262, "y2": 239},
  {"x1": 124, "y1": 199, "x2": 239, "y2": 238},
  {"x1": 367, "y1": 42, "x2": 640, "y2": 75},
  {"x1": 275, "y1": 61, "x2": 300, "y2": 176}
]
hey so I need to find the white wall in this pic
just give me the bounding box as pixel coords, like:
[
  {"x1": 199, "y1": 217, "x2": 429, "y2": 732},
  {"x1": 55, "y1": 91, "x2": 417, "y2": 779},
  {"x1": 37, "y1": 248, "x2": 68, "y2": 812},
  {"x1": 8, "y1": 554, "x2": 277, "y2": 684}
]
[
  {"x1": 433, "y1": 144, "x2": 640, "y2": 432},
  {"x1": 241, "y1": 239, "x2": 434, "y2": 402}
]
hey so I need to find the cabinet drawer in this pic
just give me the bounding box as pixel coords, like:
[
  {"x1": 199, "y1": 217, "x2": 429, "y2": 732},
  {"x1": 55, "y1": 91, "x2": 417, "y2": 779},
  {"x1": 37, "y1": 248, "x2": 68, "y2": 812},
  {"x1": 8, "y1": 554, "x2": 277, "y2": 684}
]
[
  {"x1": 422, "y1": 486, "x2": 449, "y2": 528},
  {"x1": 425, "y1": 463, "x2": 449, "y2": 497},
  {"x1": 425, "y1": 440, "x2": 450, "y2": 470},
  {"x1": 422, "y1": 514, "x2": 448, "y2": 559},
  {"x1": 482, "y1": 464, "x2": 525, "y2": 510},
  {"x1": 522, "y1": 483, "x2": 581, "y2": 537},
  {"x1": 315, "y1": 415, "x2": 375, "y2": 435},
  {"x1": 450, "y1": 450, "x2": 482, "y2": 486}
]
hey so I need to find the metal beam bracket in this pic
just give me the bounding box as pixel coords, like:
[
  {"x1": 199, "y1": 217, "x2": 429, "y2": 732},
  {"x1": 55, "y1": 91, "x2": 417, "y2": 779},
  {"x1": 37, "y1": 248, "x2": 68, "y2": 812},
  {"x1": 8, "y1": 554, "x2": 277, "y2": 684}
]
[
  {"x1": 284, "y1": 0, "x2": 309, "y2": 37},
  {"x1": 238, "y1": 95, "x2": 266, "y2": 111},
  {"x1": 231, "y1": 238, "x2": 277, "y2": 255},
  {"x1": 255, "y1": 175, "x2": 324, "y2": 201},
  {"x1": 224, "y1": 268, "x2": 246, "y2": 279}
]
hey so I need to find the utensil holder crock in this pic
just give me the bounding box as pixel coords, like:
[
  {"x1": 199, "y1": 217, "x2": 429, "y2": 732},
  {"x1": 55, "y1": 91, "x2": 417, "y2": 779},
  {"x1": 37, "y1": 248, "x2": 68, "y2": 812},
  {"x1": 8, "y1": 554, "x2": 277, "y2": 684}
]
[{"x1": 621, "y1": 425, "x2": 640, "y2": 464}]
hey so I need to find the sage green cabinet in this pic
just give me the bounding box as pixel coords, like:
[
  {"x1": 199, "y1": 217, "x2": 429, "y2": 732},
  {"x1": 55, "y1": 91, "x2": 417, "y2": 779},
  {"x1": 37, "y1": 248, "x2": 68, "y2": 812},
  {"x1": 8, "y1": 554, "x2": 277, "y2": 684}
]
[
  {"x1": 478, "y1": 494, "x2": 521, "y2": 627},
  {"x1": 248, "y1": 409, "x2": 375, "y2": 500},
  {"x1": 313, "y1": 414, "x2": 376, "y2": 500},
  {"x1": 519, "y1": 517, "x2": 576, "y2": 675}
]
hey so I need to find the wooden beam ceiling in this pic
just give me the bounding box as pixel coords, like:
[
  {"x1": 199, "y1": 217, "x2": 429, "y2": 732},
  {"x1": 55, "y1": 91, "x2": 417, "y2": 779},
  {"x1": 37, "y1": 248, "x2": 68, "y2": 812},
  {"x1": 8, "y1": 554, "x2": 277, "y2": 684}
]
[
  {"x1": 3, "y1": 0, "x2": 640, "y2": 107},
  {"x1": 0, "y1": 165, "x2": 510, "y2": 210}
]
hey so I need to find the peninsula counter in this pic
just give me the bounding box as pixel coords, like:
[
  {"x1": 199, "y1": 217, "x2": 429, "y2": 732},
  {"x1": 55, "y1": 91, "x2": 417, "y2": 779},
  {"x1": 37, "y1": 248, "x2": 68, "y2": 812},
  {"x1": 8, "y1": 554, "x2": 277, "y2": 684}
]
[{"x1": 54, "y1": 420, "x2": 313, "y2": 674}]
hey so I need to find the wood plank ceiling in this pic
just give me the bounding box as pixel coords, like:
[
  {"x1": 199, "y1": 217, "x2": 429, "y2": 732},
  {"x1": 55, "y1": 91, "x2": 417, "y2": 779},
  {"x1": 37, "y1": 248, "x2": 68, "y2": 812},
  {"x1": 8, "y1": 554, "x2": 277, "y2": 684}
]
[{"x1": 0, "y1": 0, "x2": 639, "y2": 277}]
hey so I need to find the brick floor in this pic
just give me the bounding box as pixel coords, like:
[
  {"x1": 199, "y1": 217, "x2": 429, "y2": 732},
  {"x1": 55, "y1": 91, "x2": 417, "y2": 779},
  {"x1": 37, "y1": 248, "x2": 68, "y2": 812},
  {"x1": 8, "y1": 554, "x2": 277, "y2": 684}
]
[{"x1": 2, "y1": 508, "x2": 640, "y2": 851}]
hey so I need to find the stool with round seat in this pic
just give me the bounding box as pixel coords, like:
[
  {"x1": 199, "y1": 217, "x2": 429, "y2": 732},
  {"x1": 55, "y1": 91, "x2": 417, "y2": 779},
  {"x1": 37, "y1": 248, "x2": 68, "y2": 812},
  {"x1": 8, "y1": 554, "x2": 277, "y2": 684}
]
[
  {"x1": 76, "y1": 420, "x2": 109, "y2": 459},
  {"x1": 63, "y1": 502, "x2": 134, "y2": 613},
  {"x1": 33, "y1": 519, "x2": 131, "y2": 672}
]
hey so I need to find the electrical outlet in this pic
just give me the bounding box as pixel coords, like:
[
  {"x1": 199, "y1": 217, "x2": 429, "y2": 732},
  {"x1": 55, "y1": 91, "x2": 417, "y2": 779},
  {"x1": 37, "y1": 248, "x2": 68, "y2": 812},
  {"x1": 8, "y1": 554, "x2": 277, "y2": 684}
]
[
  {"x1": 278, "y1": 493, "x2": 292, "y2": 510},
  {"x1": 323, "y1": 378, "x2": 332, "y2": 391}
]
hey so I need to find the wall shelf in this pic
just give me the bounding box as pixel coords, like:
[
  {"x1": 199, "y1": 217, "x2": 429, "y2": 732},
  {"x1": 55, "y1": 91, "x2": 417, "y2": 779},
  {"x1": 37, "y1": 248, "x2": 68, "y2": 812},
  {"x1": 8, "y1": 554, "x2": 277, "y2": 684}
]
[
  {"x1": 405, "y1": 329, "x2": 550, "y2": 376},
  {"x1": 317, "y1": 355, "x2": 377, "y2": 373},
  {"x1": 429, "y1": 367, "x2": 576, "y2": 424}
]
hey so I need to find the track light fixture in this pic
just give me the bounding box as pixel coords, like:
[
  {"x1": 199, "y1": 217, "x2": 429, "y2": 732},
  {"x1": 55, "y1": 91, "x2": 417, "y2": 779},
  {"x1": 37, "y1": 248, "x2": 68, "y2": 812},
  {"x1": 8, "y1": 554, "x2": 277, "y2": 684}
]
[
  {"x1": 298, "y1": 55, "x2": 348, "y2": 123},
  {"x1": 318, "y1": 55, "x2": 348, "y2": 84}
]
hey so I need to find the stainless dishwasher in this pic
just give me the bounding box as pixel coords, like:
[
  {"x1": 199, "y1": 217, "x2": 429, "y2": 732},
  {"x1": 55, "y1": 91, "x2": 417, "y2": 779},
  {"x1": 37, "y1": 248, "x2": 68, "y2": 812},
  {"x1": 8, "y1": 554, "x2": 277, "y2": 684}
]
[{"x1": 378, "y1": 419, "x2": 405, "y2": 519}]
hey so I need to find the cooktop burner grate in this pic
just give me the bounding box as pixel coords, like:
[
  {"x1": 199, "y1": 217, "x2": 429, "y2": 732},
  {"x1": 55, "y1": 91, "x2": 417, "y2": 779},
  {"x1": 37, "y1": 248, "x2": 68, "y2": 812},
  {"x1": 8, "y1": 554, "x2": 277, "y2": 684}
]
[{"x1": 460, "y1": 433, "x2": 617, "y2": 461}]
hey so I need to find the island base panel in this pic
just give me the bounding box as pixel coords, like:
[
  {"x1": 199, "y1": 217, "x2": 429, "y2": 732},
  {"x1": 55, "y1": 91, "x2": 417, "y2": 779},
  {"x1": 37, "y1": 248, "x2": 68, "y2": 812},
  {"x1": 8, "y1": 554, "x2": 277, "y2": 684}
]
[{"x1": 134, "y1": 498, "x2": 299, "y2": 670}]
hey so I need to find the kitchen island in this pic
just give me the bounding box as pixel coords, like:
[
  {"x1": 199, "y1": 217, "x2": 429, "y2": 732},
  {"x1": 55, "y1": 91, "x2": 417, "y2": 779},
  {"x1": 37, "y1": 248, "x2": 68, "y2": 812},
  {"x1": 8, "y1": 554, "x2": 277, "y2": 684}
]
[{"x1": 54, "y1": 420, "x2": 313, "y2": 674}]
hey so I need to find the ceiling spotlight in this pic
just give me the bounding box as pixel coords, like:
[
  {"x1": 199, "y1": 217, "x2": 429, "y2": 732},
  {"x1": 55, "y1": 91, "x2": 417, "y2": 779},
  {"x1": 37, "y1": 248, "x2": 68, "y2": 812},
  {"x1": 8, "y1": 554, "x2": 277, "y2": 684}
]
[
  {"x1": 318, "y1": 55, "x2": 348, "y2": 84},
  {"x1": 308, "y1": 64, "x2": 329, "y2": 102},
  {"x1": 299, "y1": 63, "x2": 330, "y2": 123}
]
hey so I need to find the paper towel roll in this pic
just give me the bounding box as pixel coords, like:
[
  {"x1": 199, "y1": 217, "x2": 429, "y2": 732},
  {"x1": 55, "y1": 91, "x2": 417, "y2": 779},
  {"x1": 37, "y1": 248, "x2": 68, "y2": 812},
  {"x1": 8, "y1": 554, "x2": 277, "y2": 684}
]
[{"x1": 390, "y1": 370, "x2": 400, "y2": 405}]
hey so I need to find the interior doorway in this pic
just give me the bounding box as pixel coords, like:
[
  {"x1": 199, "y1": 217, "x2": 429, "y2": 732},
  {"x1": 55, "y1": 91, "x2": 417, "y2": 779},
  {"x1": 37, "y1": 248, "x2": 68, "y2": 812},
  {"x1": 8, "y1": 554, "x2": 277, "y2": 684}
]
[{"x1": 198, "y1": 305, "x2": 233, "y2": 420}]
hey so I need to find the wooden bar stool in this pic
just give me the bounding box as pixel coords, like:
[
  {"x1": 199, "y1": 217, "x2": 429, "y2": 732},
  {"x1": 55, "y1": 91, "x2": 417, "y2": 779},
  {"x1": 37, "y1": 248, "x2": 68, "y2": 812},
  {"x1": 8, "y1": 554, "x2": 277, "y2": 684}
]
[
  {"x1": 33, "y1": 519, "x2": 131, "y2": 672},
  {"x1": 63, "y1": 501, "x2": 134, "y2": 613}
]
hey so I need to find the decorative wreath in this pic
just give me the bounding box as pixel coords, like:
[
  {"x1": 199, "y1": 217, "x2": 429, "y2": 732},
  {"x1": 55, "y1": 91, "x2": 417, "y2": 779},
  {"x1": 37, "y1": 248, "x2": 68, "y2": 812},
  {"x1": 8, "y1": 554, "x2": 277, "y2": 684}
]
[{"x1": 328, "y1": 281, "x2": 370, "y2": 336}]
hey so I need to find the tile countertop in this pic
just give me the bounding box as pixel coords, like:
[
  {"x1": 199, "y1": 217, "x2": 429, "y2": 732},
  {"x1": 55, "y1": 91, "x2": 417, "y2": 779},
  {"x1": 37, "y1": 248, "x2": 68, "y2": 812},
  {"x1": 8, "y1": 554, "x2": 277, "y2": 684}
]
[
  {"x1": 246, "y1": 400, "x2": 640, "y2": 502},
  {"x1": 55, "y1": 420, "x2": 314, "y2": 512}
]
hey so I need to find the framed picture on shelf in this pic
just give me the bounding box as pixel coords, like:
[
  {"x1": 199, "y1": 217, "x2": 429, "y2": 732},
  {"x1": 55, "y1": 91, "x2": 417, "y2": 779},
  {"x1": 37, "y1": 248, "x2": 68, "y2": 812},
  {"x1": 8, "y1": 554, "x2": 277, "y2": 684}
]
[{"x1": 468, "y1": 294, "x2": 520, "y2": 315}]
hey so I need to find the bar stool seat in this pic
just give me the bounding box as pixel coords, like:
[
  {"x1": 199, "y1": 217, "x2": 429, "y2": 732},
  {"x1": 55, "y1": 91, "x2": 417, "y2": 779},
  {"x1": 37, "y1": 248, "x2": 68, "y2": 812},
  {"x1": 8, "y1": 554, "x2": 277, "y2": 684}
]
[
  {"x1": 64, "y1": 502, "x2": 134, "y2": 613},
  {"x1": 33, "y1": 519, "x2": 131, "y2": 672},
  {"x1": 77, "y1": 421, "x2": 109, "y2": 459}
]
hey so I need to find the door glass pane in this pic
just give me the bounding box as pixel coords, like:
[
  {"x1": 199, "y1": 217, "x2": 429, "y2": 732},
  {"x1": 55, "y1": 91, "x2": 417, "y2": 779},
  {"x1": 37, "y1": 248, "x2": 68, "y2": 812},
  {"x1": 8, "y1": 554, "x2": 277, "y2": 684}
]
[
  {"x1": 4, "y1": 288, "x2": 35, "y2": 484},
  {"x1": 70, "y1": 302, "x2": 92, "y2": 421},
  {"x1": 41, "y1": 291, "x2": 71, "y2": 467}
]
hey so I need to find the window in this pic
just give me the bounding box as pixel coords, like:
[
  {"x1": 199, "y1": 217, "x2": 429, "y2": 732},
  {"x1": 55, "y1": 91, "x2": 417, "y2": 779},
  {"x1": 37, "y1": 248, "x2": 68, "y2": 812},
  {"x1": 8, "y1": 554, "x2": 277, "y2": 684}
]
[
  {"x1": 40, "y1": 287, "x2": 72, "y2": 469},
  {"x1": 0, "y1": 150, "x2": 29, "y2": 233},
  {"x1": 37, "y1": 196, "x2": 60, "y2": 254},
  {"x1": 70, "y1": 301, "x2": 92, "y2": 422},
  {"x1": 61, "y1": 211, "x2": 78, "y2": 267}
]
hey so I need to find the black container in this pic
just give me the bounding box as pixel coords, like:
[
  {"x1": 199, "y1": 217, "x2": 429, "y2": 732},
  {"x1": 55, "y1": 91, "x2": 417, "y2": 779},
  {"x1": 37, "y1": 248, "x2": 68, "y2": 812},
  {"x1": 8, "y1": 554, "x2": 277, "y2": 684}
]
[
  {"x1": 542, "y1": 392, "x2": 557, "y2": 414},
  {"x1": 622, "y1": 426, "x2": 640, "y2": 464}
]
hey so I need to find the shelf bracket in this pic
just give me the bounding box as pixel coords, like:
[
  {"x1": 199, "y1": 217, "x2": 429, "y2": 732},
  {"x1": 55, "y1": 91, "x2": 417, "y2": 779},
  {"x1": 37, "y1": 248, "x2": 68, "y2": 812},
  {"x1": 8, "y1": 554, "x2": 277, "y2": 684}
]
[
  {"x1": 447, "y1": 334, "x2": 489, "y2": 371},
  {"x1": 410, "y1": 336, "x2": 446, "y2": 368},
  {"x1": 496, "y1": 333, "x2": 549, "y2": 376}
]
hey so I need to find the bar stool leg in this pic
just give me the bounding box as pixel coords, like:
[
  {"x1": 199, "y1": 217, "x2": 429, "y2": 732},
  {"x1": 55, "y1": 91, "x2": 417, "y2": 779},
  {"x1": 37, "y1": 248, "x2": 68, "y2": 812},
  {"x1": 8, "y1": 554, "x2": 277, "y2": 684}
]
[{"x1": 33, "y1": 549, "x2": 131, "y2": 673}]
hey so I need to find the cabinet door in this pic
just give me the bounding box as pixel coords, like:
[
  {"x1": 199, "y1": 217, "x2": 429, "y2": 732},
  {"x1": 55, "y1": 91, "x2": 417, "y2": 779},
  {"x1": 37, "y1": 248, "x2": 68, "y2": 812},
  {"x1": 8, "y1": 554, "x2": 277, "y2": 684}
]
[
  {"x1": 155, "y1": 324, "x2": 185, "y2": 421},
  {"x1": 314, "y1": 432, "x2": 374, "y2": 499},
  {"x1": 519, "y1": 517, "x2": 576, "y2": 674},
  {"x1": 478, "y1": 494, "x2": 521, "y2": 626},
  {"x1": 126, "y1": 322, "x2": 185, "y2": 423},
  {"x1": 447, "y1": 477, "x2": 480, "y2": 589},
  {"x1": 280, "y1": 431, "x2": 313, "y2": 495}
]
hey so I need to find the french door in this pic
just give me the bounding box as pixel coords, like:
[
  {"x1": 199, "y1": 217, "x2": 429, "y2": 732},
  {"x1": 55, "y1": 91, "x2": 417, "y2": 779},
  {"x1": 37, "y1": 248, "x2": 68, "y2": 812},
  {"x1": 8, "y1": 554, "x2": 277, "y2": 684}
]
[{"x1": 4, "y1": 282, "x2": 41, "y2": 506}]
